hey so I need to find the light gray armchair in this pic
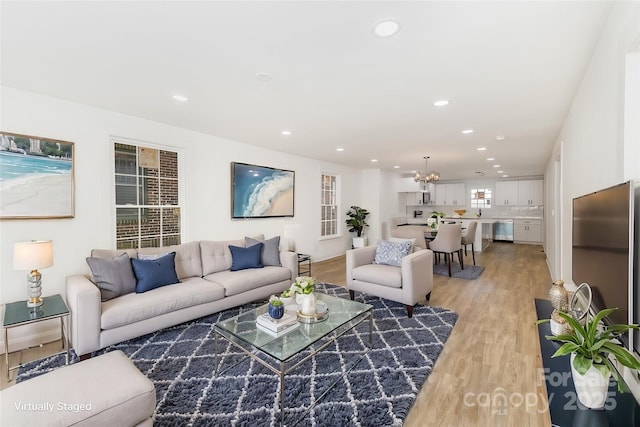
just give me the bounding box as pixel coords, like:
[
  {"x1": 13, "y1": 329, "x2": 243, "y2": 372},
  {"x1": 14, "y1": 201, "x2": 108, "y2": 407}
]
[{"x1": 346, "y1": 246, "x2": 433, "y2": 317}]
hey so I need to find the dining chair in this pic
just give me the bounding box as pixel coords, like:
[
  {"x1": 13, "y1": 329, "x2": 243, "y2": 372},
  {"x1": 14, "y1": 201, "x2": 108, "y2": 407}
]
[
  {"x1": 390, "y1": 226, "x2": 428, "y2": 252},
  {"x1": 461, "y1": 220, "x2": 478, "y2": 265},
  {"x1": 428, "y1": 223, "x2": 463, "y2": 276}
]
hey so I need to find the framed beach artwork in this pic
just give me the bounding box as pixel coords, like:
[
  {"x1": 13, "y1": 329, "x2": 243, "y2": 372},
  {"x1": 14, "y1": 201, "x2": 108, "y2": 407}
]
[
  {"x1": 0, "y1": 131, "x2": 75, "y2": 219},
  {"x1": 231, "y1": 162, "x2": 294, "y2": 219}
]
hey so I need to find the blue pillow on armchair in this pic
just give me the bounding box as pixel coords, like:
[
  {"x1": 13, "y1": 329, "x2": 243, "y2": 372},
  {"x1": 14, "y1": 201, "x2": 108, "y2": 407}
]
[
  {"x1": 373, "y1": 240, "x2": 412, "y2": 267},
  {"x1": 229, "y1": 243, "x2": 264, "y2": 271},
  {"x1": 131, "y1": 252, "x2": 179, "y2": 293}
]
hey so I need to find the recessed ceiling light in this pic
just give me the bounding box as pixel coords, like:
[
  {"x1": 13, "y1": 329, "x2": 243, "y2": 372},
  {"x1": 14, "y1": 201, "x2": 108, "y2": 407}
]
[
  {"x1": 394, "y1": 165, "x2": 400, "y2": 169},
  {"x1": 336, "y1": 148, "x2": 344, "y2": 152},
  {"x1": 172, "y1": 95, "x2": 189, "y2": 102},
  {"x1": 493, "y1": 165, "x2": 501, "y2": 168},
  {"x1": 256, "y1": 72, "x2": 273, "y2": 82},
  {"x1": 486, "y1": 157, "x2": 495, "y2": 161},
  {"x1": 433, "y1": 100, "x2": 449, "y2": 107},
  {"x1": 502, "y1": 174, "x2": 509, "y2": 178},
  {"x1": 281, "y1": 130, "x2": 291, "y2": 135},
  {"x1": 373, "y1": 20, "x2": 399, "y2": 37},
  {"x1": 462, "y1": 129, "x2": 474, "y2": 134},
  {"x1": 496, "y1": 135, "x2": 506, "y2": 140},
  {"x1": 477, "y1": 147, "x2": 487, "y2": 151},
  {"x1": 371, "y1": 159, "x2": 378, "y2": 162},
  {"x1": 497, "y1": 170, "x2": 504, "y2": 173}
]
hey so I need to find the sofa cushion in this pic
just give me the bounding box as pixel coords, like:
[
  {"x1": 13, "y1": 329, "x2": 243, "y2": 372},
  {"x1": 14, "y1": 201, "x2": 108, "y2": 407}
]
[
  {"x1": 229, "y1": 243, "x2": 263, "y2": 271},
  {"x1": 138, "y1": 241, "x2": 202, "y2": 280},
  {"x1": 373, "y1": 240, "x2": 412, "y2": 267},
  {"x1": 246, "y1": 236, "x2": 281, "y2": 266},
  {"x1": 352, "y1": 264, "x2": 402, "y2": 288},
  {"x1": 91, "y1": 248, "x2": 138, "y2": 259},
  {"x1": 200, "y1": 239, "x2": 245, "y2": 275},
  {"x1": 131, "y1": 252, "x2": 179, "y2": 293},
  {"x1": 101, "y1": 277, "x2": 225, "y2": 330},
  {"x1": 85, "y1": 253, "x2": 137, "y2": 302},
  {"x1": 138, "y1": 252, "x2": 170, "y2": 260},
  {"x1": 205, "y1": 266, "x2": 291, "y2": 297}
]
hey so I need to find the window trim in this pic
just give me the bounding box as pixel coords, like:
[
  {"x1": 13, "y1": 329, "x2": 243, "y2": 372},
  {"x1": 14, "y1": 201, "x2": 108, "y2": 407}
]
[
  {"x1": 320, "y1": 172, "x2": 341, "y2": 239},
  {"x1": 111, "y1": 137, "x2": 184, "y2": 249}
]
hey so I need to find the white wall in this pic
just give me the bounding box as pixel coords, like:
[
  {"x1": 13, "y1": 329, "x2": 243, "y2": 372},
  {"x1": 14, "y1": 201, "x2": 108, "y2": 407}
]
[
  {"x1": 544, "y1": 1, "x2": 640, "y2": 287},
  {"x1": 0, "y1": 86, "x2": 361, "y2": 350}
]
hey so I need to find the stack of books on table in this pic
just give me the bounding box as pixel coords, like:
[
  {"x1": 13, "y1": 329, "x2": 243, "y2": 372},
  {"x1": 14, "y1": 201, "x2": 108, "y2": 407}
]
[{"x1": 256, "y1": 312, "x2": 300, "y2": 336}]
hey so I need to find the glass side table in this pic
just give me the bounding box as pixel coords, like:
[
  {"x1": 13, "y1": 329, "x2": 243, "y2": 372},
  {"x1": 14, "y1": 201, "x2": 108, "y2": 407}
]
[
  {"x1": 297, "y1": 253, "x2": 311, "y2": 276},
  {"x1": 3, "y1": 294, "x2": 70, "y2": 380}
]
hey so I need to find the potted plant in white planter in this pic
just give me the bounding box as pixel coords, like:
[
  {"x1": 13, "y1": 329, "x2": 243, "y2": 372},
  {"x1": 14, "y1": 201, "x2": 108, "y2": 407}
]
[
  {"x1": 539, "y1": 308, "x2": 640, "y2": 408},
  {"x1": 345, "y1": 205, "x2": 370, "y2": 248}
]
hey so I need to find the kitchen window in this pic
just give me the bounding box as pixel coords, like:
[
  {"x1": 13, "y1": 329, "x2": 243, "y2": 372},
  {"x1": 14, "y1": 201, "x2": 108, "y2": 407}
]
[
  {"x1": 114, "y1": 141, "x2": 182, "y2": 249},
  {"x1": 321, "y1": 174, "x2": 339, "y2": 237},
  {"x1": 471, "y1": 188, "x2": 492, "y2": 209}
]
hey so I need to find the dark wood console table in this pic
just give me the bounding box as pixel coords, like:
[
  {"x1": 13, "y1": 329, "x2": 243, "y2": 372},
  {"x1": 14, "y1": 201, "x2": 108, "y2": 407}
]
[{"x1": 535, "y1": 298, "x2": 640, "y2": 426}]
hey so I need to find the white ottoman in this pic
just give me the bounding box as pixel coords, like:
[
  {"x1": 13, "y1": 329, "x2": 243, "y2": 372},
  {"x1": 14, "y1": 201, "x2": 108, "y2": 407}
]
[{"x1": 0, "y1": 350, "x2": 155, "y2": 426}]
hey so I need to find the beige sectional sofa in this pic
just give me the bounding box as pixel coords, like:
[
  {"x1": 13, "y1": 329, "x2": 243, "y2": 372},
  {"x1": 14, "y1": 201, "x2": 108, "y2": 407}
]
[{"x1": 66, "y1": 239, "x2": 298, "y2": 356}]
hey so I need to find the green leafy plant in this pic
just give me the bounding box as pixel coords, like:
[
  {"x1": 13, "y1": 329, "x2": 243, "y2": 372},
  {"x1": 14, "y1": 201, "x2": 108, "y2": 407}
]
[
  {"x1": 538, "y1": 308, "x2": 640, "y2": 391},
  {"x1": 280, "y1": 289, "x2": 293, "y2": 298},
  {"x1": 345, "y1": 206, "x2": 370, "y2": 237},
  {"x1": 269, "y1": 295, "x2": 282, "y2": 307},
  {"x1": 293, "y1": 276, "x2": 315, "y2": 295}
]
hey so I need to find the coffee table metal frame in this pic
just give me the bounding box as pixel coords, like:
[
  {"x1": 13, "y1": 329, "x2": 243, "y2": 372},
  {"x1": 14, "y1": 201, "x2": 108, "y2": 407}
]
[{"x1": 214, "y1": 293, "x2": 373, "y2": 426}]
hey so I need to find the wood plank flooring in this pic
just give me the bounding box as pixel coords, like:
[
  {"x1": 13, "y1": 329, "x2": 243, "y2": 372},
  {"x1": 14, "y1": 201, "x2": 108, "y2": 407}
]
[
  {"x1": 1, "y1": 242, "x2": 553, "y2": 426},
  {"x1": 313, "y1": 242, "x2": 553, "y2": 427}
]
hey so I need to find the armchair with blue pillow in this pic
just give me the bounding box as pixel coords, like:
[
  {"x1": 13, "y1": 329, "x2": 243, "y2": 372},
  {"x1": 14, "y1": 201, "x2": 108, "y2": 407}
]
[{"x1": 346, "y1": 239, "x2": 433, "y2": 318}]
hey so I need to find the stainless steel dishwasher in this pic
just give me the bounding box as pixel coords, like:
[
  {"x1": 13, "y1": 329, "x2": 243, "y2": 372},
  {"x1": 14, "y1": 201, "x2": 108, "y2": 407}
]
[{"x1": 493, "y1": 219, "x2": 514, "y2": 242}]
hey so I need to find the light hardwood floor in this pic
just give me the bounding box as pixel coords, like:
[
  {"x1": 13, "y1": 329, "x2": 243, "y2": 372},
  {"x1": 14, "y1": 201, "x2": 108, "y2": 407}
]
[
  {"x1": 1, "y1": 242, "x2": 552, "y2": 426},
  {"x1": 314, "y1": 242, "x2": 553, "y2": 427}
]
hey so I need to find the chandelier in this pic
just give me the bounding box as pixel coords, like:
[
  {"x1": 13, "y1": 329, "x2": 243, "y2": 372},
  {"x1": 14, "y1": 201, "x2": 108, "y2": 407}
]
[{"x1": 414, "y1": 156, "x2": 440, "y2": 183}]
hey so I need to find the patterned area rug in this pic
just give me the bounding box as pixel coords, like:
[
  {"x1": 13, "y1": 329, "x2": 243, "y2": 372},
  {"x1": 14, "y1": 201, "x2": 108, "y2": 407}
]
[
  {"x1": 433, "y1": 263, "x2": 485, "y2": 279},
  {"x1": 17, "y1": 283, "x2": 458, "y2": 426}
]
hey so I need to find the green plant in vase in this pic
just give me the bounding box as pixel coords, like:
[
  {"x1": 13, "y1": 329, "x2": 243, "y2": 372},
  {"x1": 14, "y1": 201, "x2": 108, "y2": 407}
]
[
  {"x1": 346, "y1": 206, "x2": 370, "y2": 248},
  {"x1": 268, "y1": 296, "x2": 284, "y2": 319},
  {"x1": 537, "y1": 308, "x2": 640, "y2": 408}
]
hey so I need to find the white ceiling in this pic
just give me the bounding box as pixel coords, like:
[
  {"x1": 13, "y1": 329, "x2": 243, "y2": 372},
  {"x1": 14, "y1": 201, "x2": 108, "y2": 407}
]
[{"x1": 0, "y1": 1, "x2": 613, "y2": 180}]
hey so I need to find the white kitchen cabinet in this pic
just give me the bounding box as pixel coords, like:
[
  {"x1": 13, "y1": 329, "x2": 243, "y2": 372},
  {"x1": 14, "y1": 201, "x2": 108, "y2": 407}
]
[
  {"x1": 517, "y1": 180, "x2": 544, "y2": 206},
  {"x1": 514, "y1": 219, "x2": 542, "y2": 243},
  {"x1": 434, "y1": 185, "x2": 447, "y2": 205},
  {"x1": 495, "y1": 181, "x2": 519, "y2": 206},
  {"x1": 433, "y1": 183, "x2": 466, "y2": 206},
  {"x1": 399, "y1": 192, "x2": 424, "y2": 207}
]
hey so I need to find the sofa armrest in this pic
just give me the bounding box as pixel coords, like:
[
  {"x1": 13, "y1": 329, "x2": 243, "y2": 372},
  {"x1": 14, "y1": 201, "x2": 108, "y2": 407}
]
[
  {"x1": 400, "y1": 249, "x2": 434, "y2": 304},
  {"x1": 65, "y1": 275, "x2": 101, "y2": 356},
  {"x1": 280, "y1": 251, "x2": 298, "y2": 282},
  {"x1": 346, "y1": 246, "x2": 377, "y2": 284}
]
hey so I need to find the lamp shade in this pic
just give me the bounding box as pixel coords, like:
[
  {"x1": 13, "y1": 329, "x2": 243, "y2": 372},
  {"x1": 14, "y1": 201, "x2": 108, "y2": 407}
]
[{"x1": 13, "y1": 240, "x2": 54, "y2": 270}]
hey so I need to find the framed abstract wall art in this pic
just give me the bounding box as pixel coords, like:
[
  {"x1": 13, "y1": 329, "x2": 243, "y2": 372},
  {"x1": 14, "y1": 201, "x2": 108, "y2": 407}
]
[
  {"x1": 0, "y1": 131, "x2": 75, "y2": 219},
  {"x1": 231, "y1": 162, "x2": 294, "y2": 219}
]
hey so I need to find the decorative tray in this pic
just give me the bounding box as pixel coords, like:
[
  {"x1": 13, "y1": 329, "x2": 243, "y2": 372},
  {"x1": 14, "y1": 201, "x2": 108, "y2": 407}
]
[{"x1": 296, "y1": 301, "x2": 329, "y2": 323}]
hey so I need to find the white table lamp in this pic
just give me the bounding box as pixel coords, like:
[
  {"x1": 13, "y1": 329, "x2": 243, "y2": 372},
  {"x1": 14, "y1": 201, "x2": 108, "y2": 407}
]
[{"x1": 13, "y1": 240, "x2": 53, "y2": 308}]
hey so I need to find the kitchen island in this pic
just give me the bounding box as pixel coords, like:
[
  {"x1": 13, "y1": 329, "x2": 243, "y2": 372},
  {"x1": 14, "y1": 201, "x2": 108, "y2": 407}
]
[{"x1": 398, "y1": 218, "x2": 495, "y2": 252}]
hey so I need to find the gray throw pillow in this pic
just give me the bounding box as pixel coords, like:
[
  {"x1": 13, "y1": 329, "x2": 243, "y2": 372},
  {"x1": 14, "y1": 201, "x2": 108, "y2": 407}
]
[
  {"x1": 86, "y1": 253, "x2": 137, "y2": 302},
  {"x1": 245, "y1": 236, "x2": 281, "y2": 267},
  {"x1": 373, "y1": 240, "x2": 412, "y2": 267}
]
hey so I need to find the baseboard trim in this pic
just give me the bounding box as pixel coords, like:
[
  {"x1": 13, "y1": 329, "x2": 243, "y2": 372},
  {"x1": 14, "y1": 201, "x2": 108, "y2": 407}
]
[{"x1": 0, "y1": 327, "x2": 62, "y2": 355}]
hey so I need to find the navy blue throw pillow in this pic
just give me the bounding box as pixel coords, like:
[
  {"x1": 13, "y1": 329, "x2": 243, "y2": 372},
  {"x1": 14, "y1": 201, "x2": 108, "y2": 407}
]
[
  {"x1": 131, "y1": 252, "x2": 179, "y2": 293},
  {"x1": 229, "y1": 243, "x2": 264, "y2": 271}
]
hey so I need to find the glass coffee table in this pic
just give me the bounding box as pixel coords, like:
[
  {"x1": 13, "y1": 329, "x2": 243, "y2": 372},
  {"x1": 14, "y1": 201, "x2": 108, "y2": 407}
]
[{"x1": 214, "y1": 292, "x2": 373, "y2": 425}]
